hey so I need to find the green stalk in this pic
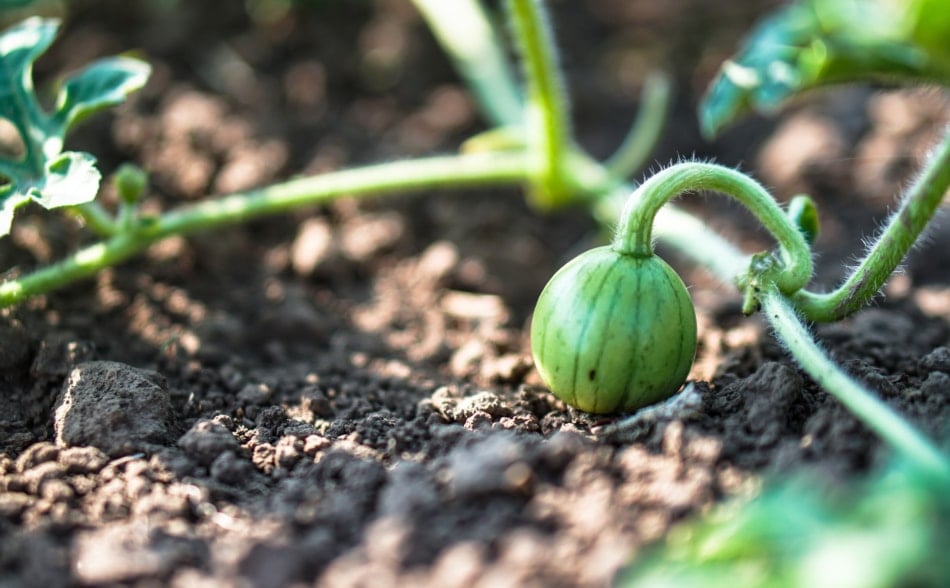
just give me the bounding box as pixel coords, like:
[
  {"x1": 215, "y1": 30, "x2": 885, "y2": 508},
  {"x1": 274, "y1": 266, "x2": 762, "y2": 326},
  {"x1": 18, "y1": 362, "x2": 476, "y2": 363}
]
[
  {"x1": 590, "y1": 182, "x2": 751, "y2": 284},
  {"x1": 612, "y1": 162, "x2": 812, "y2": 295},
  {"x1": 599, "y1": 162, "x2": 948, "y2": 479},
  {"x1": 763, "y1": 287, "x2": 950, "y2": 484},
  {"x1": 793, "y1": 127, "x2": 950, "y2": 321},
  {"x1": 0, "y1": 152, "x2": 526, "y2": 307},
  {"x1": 418, "y1": 0, "x2": 671, "y2": 205},
  {"x1": 605, "y1": 72, "x2": 673, "y2": 181},
  {"x1": 411, "y1": 0, "x2": 523, "y2": 128},
  {"x1": 505, "y1": 0, "x2": 573, "y2": 208},
  {"x1": 69, "y1": 202, "x2": 117, "y2": 237}
]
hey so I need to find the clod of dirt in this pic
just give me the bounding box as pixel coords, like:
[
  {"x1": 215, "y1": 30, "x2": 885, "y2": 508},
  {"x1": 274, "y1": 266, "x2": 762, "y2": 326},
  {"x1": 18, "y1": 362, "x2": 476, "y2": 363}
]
[
  {"x1": 432, "y1": 388, "x2": 513, "y2": 425},
  {"x1": 703, "y1": 362, "x2": 809, "y2": 469},
  {"x1": 210, "y1": 450, "x2": 260, "y2": 485},
  {"x1": 53, "y1": 362, "x2": 179, "y2": 457},
  {"x1": 446, "y1": 433, "x2": 533, "y2": 497},
  {"x1": 59, "y1": 446, "x2": 110, "y2": 474},
  {"x1": 919, "y1": 346, "x2": 950, "y2": 374},
  {"x1": 177, "y1": 418, "x2": 241, "y2": 466},
  {"x1": 73, "y1": 523, "x2": 206, "y2": 585}
]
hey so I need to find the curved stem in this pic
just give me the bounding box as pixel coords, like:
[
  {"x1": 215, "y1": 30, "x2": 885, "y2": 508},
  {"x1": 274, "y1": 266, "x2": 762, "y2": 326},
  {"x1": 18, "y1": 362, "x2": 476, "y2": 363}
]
[
  {"x1": 0, "y1": 152, "x2": 527, "y2": 308},
  {"x1": 762, "y1": 287, "x2": 950, "y2": 484},
  {"x1": 590, "y1": 183, "x2": 751, "y2": 284},
  {"x1": 611, "y1": 162, "x2": 813, "y2": 294},
  {"x1": 793, "y1": 126, "x2": 950, "y2": 322},
  {"x1": 605, "y1": 71, "x2": 672, "y2": 181},
  {"x1": 505, "y1": 0, "x2": 572, "y2": 208}
]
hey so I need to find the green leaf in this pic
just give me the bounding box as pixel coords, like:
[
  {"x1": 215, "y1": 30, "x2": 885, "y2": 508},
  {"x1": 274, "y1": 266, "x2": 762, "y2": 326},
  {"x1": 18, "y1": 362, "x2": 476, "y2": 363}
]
[
  {"x1": 34, "y1": 152, "x2": 101, "y2": 209},
  {"x1": 700, "y1": 0, "x2": 950, "y2": 137},
  {"x1": 53, "y1": 56, "x2": 152, "y2": 131},
  {"x1": 0, "y1": 153, "x2": 101, "y2": 236},
  {"x1": 0, "y1": 0, "x2": 40, "y2": 9},
  {"x1": 0, "y1": 18, "x2": 57, "y2": 112},
  {"x1": 619, "y1": 459, "x2": 950, "y2": 588},
  {"x1": 0, "y1": 17, "x2": 151, "y2": 237}
]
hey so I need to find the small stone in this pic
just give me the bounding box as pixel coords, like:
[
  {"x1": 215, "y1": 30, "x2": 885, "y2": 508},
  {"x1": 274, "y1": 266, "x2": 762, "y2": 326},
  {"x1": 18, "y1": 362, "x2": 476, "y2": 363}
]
[
  {"x1": 339, "y1": 212, "x2": 405, "y2": 262},
  {"x1": 291, "y1": 217, "x2": 335, "y2": 276},
  {"x1": 415, "y1": 241, "x2": 459, "y2": 284},
  {"x1": 302, "y1": 387, "x2": 334, "y2": 418},
  {"x1": 274, "y1": 436, "x2": 302, "y2": 470},
  {"x1": 486, "y1": 354, "x2": 531, "y2": 384},
  {"x1": 53, "y1": 362, "x2": 179, "y2": 457},
  {"x1": 177, "y1": 419, "x2": 241, "y2": 466},
  {"x1": 22, "y1": 461, "x2": 66, "y2": 494},
  {"x1": 464, "y1": 411, "x2": 493, "y2": 430},
  {"x1": 0, "y1": 455, "x2": 12, "y2": 476},
  {"x1": 40, "y1": 478, "x2": 75, "y2": 502},
  {"x1": 252, "y1": 443, "x2": 276, "y2": 474},
  {"x1": 440, "y1": 291, "x2": 508, "y2": 322},
  {"x1": 919, "y1": 347, "x2": 950, "y2": 374},
  {"x1": 455, "y1": 391, "x2": 511, "y2": 420},
  {"x1": 15, "y1": 442, "x2": 59, "y2": 472},
  {"x1": 237, "y1": 383, "x2": 272, "y2": 406},
  {"x1": 302, "y1": 434, "x2": 331, "y2": 456},
  {"x1": 58, "y1": 447, "x2": 109, "y2": 475},
  {"x1": 210, "y1": 451, "x2": 256, "y2": 486}
]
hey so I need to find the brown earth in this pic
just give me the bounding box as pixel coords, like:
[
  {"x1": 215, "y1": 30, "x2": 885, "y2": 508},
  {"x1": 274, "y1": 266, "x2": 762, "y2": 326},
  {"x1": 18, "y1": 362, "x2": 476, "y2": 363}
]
[{"x1": 1, "y1": 1, "x2": 948, "y2": 586}]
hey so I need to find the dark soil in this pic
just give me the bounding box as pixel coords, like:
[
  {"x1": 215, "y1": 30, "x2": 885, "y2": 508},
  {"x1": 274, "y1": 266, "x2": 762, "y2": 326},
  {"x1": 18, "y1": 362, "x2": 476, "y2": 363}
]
[{"x1": 1, "y1": 1, "x2": 949, "y2": 586}]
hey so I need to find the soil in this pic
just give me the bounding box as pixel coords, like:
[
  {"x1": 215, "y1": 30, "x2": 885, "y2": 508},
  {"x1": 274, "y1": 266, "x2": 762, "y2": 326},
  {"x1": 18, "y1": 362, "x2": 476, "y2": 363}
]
[{"x1": 1, "y1": 1, "x2": 949, "y2": 587}]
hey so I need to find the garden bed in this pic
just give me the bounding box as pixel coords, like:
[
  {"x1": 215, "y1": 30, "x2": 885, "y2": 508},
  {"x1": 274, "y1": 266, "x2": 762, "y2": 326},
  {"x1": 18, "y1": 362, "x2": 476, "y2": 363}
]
[{"x1": 1, "y1": 1, "x2": 948, "y2": 586}]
